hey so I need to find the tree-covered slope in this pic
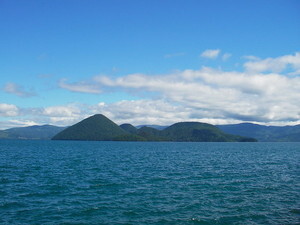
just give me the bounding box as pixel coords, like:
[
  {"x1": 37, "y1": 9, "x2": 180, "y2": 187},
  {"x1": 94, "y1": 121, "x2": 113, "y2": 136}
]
[
  {"x1": 0, "y1": 125, "x2": 65, "y2": 140},
  {"x1": 4, "y1": 115, "x2": 299, "y2": 142},
  {"x1": 137, "y1": 126, "x2": 169, "y2": 141},
  {"x1": 120, "y1": 123, "x2": 138, "y2": 134},
  {"x1": 52, "y1": 115, "x2": 257, "y2": 142},
  {"x1": 52, "y1": 114, "x2": 127, "y2": 141},
  {"x1": 162, "y1": 122, "x2": 256, "y2": 142}
]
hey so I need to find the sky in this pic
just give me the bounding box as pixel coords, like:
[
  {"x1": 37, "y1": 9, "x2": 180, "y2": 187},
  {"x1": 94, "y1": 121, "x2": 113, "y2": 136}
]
[{"x1": 1, "y1": 0, "x2": 300, "y2": 129}]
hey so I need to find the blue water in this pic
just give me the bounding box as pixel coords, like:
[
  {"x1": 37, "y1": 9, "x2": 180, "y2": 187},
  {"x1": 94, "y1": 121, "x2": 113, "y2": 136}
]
[{"x1": 0, "y1": 141, "x2": 299, "y2": 224}]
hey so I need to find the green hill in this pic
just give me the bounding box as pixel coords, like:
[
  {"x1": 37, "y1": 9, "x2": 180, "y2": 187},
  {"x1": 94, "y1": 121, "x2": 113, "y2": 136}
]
[
  {"x1": 137, "y1": 126, "x2": 168, "y2": 141},
  {"x1": 52, "y1": 114, "x2": 127, "y2": 141},
  {"x1": 120, "y1": 123, "x2": 138, "y2": 134},
  {"x1": 133, "y1": 122, "x2": 256, "y2": 142},
  {"x1": 162, "y1": 122, "x2": 256, "y2": 142},
  {"x1": 4, "y1": 115, "x2": 300, "y2": 142},
  {"x1": 51, "y1": 114, "x2": 257, "y2": 142},
  {"x1": 0, "y1": 125, "x2": 65, "y2": 140}
]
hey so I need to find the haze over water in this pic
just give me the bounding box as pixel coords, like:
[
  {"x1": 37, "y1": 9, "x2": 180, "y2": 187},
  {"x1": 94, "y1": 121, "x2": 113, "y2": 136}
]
[{"x1": 1, "y1": 140, "x2": 299, "y2": 224}]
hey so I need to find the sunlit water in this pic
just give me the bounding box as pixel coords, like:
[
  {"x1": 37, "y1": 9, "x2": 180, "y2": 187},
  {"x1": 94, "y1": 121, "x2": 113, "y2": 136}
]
[{"x1": 0, "y1": 140, "x2": 299, "y2": 224}]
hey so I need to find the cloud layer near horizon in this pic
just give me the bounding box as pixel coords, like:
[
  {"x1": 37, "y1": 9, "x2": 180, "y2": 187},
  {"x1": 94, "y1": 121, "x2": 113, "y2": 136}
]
[
  {"x1": 93, "y1": 67, "x2": 300, "y2": 124},
  {"x1": 1, "y1": 52, "x2": 300, "y2": 129}
]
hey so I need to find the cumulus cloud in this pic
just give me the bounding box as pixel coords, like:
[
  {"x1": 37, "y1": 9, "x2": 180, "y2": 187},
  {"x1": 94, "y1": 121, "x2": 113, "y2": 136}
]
[
  {"x1": 0, "y1": 104, "x2": 90, "y2": 129},
  {"x1": 288, "y1": 69, "x2": 300, "y2": 76},
  {"x1": 0, "y1": 119, "x2": 41, "y2": 130},
  {"x1": 93, "y1": 60, "x2": 300, "y2": 125},
  {"x1": 0, "y1": 120, "x2": 38, "y2": 129},
  {"x1": 244, "y1": 52, "x2": 300, "y2": 73},
  {"x1": 41, "y1": 104, "x2": 90, "y2": 126},
  {"x1": 58, "y1": 79, "x2": 101, "y2": 94},
  {"x1": 1, "y1": 52, "x2": 300, "y2": 129},
  {"x1": 90, "y1": 99, "x2": 191, "y2": 126},
  {"x1": 43, "y1": 105, "x2": 81, "y2": 117},
  {"x1": 0, "y1": 103, "x2": 19, "y2": 117},
  {"x1": 200, "y1": 49, "x2": 220, "y2": 59},
  {"x1": 3, "y1": 82, "x2": 36, "y2": 97}
]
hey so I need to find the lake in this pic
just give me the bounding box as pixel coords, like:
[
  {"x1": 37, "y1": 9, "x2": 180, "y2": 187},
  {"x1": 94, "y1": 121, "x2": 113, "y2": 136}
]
[{"x1": 0, "y1": 140, "x2": 299, "y2": 224}]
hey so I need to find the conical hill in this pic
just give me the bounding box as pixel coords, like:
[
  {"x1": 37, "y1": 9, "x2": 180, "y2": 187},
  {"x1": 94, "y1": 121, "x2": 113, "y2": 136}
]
[{"x1": 52, "y1": 114, "x2": 127, "y2": 141}]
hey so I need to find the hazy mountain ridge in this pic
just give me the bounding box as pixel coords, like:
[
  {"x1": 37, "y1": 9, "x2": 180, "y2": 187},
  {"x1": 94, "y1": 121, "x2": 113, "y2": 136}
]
[
  {"x1": 135, "y1": 125, "x2": 168, "y2": 130},
  {"x1": 0, "y1": 125, "x2": 65, "y2": 140},
  {"x1": 217, "y1": 123, "x2": 300, "y2": 142}
]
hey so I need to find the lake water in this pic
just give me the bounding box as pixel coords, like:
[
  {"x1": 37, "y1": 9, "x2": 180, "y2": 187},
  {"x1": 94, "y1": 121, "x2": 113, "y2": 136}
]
[{"x1": 0, "y1": 140, "x2": 299, "y2": 224}]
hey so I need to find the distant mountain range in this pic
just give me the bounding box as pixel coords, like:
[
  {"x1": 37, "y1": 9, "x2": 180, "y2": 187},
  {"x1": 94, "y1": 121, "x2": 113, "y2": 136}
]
[
  {"x1": 217, "y1": 123, "x2": 300, "y2": 142},
  {"x1": 0, "y1": 125, "x2": 65, "y2": 140},
  {"x1": 135, "y1": 125, "x2": 167, "y2": 130},
  {"x1": 52, "y1": 114, "x2": 256, "y2": 142},
  {"x1": 1, "y1": 116, "x2": 299, "y2": 142}
]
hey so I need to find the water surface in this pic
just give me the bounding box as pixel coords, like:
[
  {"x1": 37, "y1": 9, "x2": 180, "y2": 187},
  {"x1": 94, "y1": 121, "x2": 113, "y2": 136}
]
[{"x1": 0, "y1": 141, "x2": 299, "y2": 224}]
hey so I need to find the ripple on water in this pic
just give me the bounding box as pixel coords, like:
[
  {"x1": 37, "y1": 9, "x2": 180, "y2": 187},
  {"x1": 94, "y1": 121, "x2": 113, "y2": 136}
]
[{"x1": 0, "y1": 141, "x2": 299, "y2": 224}]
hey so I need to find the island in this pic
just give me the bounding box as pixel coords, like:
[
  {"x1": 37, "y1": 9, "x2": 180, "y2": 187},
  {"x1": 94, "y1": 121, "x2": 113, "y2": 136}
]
[{"x1": 52, "y1": 114, "x2": 257, "y2": 142}]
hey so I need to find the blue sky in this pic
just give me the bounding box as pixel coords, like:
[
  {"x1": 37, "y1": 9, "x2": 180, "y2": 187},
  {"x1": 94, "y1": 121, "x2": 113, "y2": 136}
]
[{"x1": 1, "y1": 0, "x2": 300, "y2": 129}]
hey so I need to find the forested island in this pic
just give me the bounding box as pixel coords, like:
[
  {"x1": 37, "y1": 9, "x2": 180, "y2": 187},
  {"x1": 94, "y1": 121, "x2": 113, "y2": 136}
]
[
  {"x1": 1, "y1": 114, "x2": 300, "y2": 141},
  {"x1": 52, "y1": 114, "x2": 257, "y2": 142}
]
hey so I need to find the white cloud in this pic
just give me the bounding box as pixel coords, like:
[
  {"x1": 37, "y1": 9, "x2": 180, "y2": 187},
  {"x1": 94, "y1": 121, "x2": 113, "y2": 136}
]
[
  {"x1": 41, "y1": 104, "x2": 86, "y2": 127},
  {"x1": 3, "y1": 82, "x2": 36, "y2": 97},
  {"x1": 0, "y1": 103, "x2": 19, "y2": 117},
  {"x1": 43, "y1": 105, "x2": 81, "y2": 117},
  {"x1": 0, "y1": 120, "x2": 40, "y2": 130},
  {"x1": 91, "y1": 99, "x2": 191, "y2": 126},
  {"x1": 244, "y1": 52, "x2": 300, "y2": 73},
  {"x1": 58, "y1": 79, "x2": 101, "y2": 94},
  {"x1": 93, "y1": 60, "x2": 300, "y2": 125},
  {"x1": 288, "y1": 69, "x2": 300, "y2": 76},
  {"x1": 1, "y1": 52, "x2": 300, "y2": 129},
  {"x1": 200, "y1": 49, "x2": 220, "y2": 59},
  {"x1": 222, "y1": 53, "x2": 232, "y2": 61},
  {"x1": 243, "y1": 55, "x2": 260, "y2": 61}
]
